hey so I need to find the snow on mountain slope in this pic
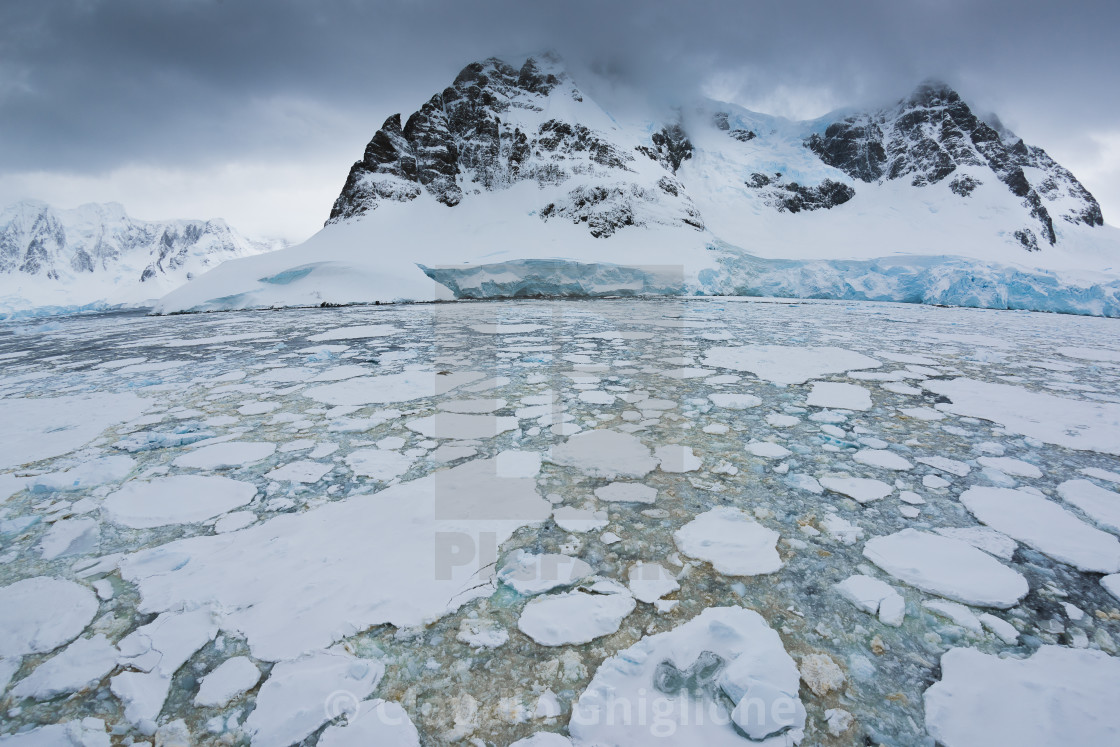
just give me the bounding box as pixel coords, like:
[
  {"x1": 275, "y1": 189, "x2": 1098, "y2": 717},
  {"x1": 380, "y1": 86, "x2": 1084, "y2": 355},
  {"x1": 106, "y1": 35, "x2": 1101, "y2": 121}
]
[
  {"x1": 0, "y1": 200, "x2": 281, "y2": 319},
  {"x1": 156, "y1": 54, "x2": 1120, "y2": 317}
]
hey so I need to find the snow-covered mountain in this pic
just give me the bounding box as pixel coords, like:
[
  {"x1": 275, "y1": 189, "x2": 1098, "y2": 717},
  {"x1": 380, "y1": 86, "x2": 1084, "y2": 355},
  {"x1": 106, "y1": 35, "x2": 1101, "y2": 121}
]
[
  {"x1": 0, "y1": 200, "x2": 281, "y2": 318},
  {"x1": 157, "y1": 54, "x2": 1120, "y2": 316}
]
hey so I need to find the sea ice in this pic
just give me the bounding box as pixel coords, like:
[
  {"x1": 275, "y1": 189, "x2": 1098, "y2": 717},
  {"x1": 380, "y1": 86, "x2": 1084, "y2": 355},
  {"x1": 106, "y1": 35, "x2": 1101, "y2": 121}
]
[
  {"x1": 703, "y1": 345, "x2": 880, "y2": 385},
  {"x1": 0, "y1": 577, "x2": 98, "y2": 658},
  {"x1": 318, "y1": 699, "x2": 422, "y2": 747},
  {"x1": 853, "y1": 449, "x2": 913, "y2": 470},
  {"x1": 0, "y1": 393, "x2": 148, "y2": 470},
  {"x1": 10, "y1": 635, "x2": 117, "y2": 700},
  {"x1": 960, "y1": 487, "x2": 1120, "y2": 573},
  {"x1": 819, "y1": 476, "x2": 893, "y2": 503},
  {"x1": 674, "y1": 507, "x2": 782, "y2": 576},
  {"x1": 708, "y1": 392, "x2": 762, "y2": 409},
  {"x1": 653, "y1": 444, "x2": 701, "y2": 472},
  {"x1": 194, "y1": 656, "x2": 260, "y2": 707},
  {"x1": 593, "y1": 482, "x2": 657, "y2": 504},
  {"x1": 518, "y1": 585, "x2": 635, "y2": 646},
  {"x1": 835, "y1": 575, "x2": 905, "y2": 626},
  {"x1": 344, "y1": 448, "x2": 414, "y2": 481},
  {"x1": 497, "y1": 550, "x2": 593, "y2": 595},
  {"x1": 244, "y1": 651, "x2": 383, "y2": 746},
  {"x1": 863, "y1": 529, "x2": 1028, "y2": 608},
  {"x1": 570, "y1": 607, "x2": 805, "y2": 746},
  {"x1": 173, "y1": 442, "x2": 276, "y2": 469},
  {"x1": 627, "y1": 561, "x2": 680, "y2": 603},
  {"x1": 119, "y1": 457, "x2": 551, "y2": 660},
  {"x1": 807, "y1": 382, "x2": 872, "y2": 411},
  {"x1": 549, "y1": 429, "x2": 659, "y2": 478},
  {"x1": 1056, "y1": 479, "x2": 1120, "y2": 534},
  {"x1": 924, "y1": 646, "x2": 1120, "y2": 746},
  {"x1": 102, "y1": 475, "x2": 257, "y2": 528}
]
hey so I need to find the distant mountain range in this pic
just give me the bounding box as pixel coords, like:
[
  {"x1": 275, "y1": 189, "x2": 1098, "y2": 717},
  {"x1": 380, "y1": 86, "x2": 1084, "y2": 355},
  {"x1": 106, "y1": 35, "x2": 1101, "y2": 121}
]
[{"x1": 0, "y1": 200, "x2": 281, "y2": 317}]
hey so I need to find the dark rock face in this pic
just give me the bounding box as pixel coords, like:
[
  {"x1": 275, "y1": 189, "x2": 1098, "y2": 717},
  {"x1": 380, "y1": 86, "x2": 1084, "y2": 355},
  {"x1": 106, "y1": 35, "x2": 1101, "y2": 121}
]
[
  {"x1": 806, "y1": 82, "x2": 1104, "y2": 247},
  {"x1": 729, "y1": 129, "x2": 756, "y2": 142},
  {"x1": 765, "y1": 179, "x2": 856, "y2": 214},
  {"x1": 329, "y1": 55, "x2": 615, "y2": 224},
  {"x1": 637, "y1": 124, "x2": 693, "y2": 173},
  {"x1": 949, "y1": 175, "x2": 981, "y2": 197},
  {"x1": 540, "y1": 182, "x2": 704, "y2": 238}
]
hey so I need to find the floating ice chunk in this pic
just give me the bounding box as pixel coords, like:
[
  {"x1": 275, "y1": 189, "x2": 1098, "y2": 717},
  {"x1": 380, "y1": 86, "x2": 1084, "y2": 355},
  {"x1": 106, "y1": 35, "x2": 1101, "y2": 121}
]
[
  {"x1": 916, "y1": 456, "x2": 971, "y2": 477},
  {"x1": 1057, "y1": 346, "x2": 1120, "y2": 363},
  {"x1": 120, "y1": 458, "x2": 550, "y2": 661},
  {"x1": 674, "y1": 507, "x2": 782, "y2": 576},
  {"x1": 703, "y1": 423, "x2": 730, "y2": 434},
  {"x1": 899, "y1": 491, "x2": 925, "y2": 505},
  {"x1": 1083, "y1": 467, "x2": 1120, "y2": 485},
  {"x1": 496, "y1": 450, "x2": 542, "y2": 478},
  {"x1": 571, "y1": 607, "x2": 804, "y2": 746},
  {"x1": 807, "y1": 382, "x2": 872, "y2": 411},
  {"x1": 863, "y1": 529, "x2": 1028, "y2": 608},
  {"x1": 0, "y1": 577, "x2": 98, "y2": 658},
  {"x1": 553, "y1": 506, "x2": 609, "y2": 533},
  {"x1": 977, "y1": 457, "x2": 1042, "y2": 478},
  {"x1": 264, "y1": 460, "x2": 332, "y2": 484},
  {"x1": 441, "y1": 398, "x2": 507, "y2": 413},
  {"x1": 579, "y1": 390, "x2": 616, "y2": 405},
  {"x1": 38, "y1": 518, "x2": 100, "y2": 560},
  {"x1": 318, "y1": 699, "x2": 422, "y2": 747},
  {"x1": 173, "y1": 441, "x2": 276, "y2": 469},
  {"x1": 766, "y1": 413, "x2": 799, "y2": 428},
  {"x1": 345, "y1": 449, "x2": 414, "y2": 481},
  {"x1": 1103, "y1": 574, "x2": 1120, "y2": 602},
  {"x1": 310, "y1": 364, "x2": 373, "y2": 383},
  {"x1": 471, "y1": 323, "x2": 545, "y2": 334},
  {"x1": 114, "y1": 428, "x2": 215, "y2": 453},
  {"x1": 820, "y1": 476, "x2": 893, "y2": 504},
  {"x1": 457, "y1": 617, "x2": 509, "y2": 649},
  {"x1": 194, "y1": 656, "x2": 260, "y2": 707},
  {"x1": 923, "y1": 474, "x2": 951, "y2": 489},
  {"x1": 853, "y1": 449, "x2": 913, "y2": 471},
  {"x1": 835, "y1": 575, "x2": 905, "y2": 626},
  {"x1": 550, "y1": 430, "x2": 659, "y2": 478},
  {"x1": 594, "y1": 482, "x2": 657, "y2": 504},
  {"x1": 305, "y1": 370, "x2": 483, "y2": 406},
  {"x1": 654, "y1": 444, "x2": 701, "y2": 473},
  {"x1": 406, "y1": 413, "x2": 518, "y2": 440},
  {"x1": 214, "y1": 511, "x2": 256, "y2": 533},
  {"x1": 26, "y1": 456, "x2": 135, "y2": 493},
  {"x1": 820, "y1": 513, "x2": 864, "y2": 545},
  {"x1": 923, "y1": 600, "x2": 983, "y2": 634},
  {"x1": 924, "y1": 378, "x2": 1120, "y2": 455},
  {"x1": 934, "y1": 526, "x2": 1017, "y2": 560},
  {"x1": 244, "y1": 651, "x2": 383, "y2": 746},
  {"x1": 518, "y1": 586, "x2": 635, "y2": 646},
  {"x1": 627, "y1": 561, "x2": 679, "y2": 603},
  {"x1": 1057, "y1": 479, "x2": 1120, "y2": 534},
  {"x1": 238, "y1": 401, "x2": 279, "y2": 416},
  {"x1": 960, "y1": 487, "x2": 1120, "y2": 573},
  {"x1": 0, "y1": 393, "x2": 148, "y2": 470},
  {"x1": 747, "y1": 441, "x2": 792, "y2": 459},
  {"x1": 708, "y1": 392, "x2": 762, "y2": 409},
  {"x1": 785, "y1": 474, "x2": 823, "y2": 494},
  {"x1": 307, "y1": 324, "x2": 402, "y2": 341},
  {"x1": 498, "y1": 550, "x2": 592, "y2": 595},
  {"x1": 703, "y1": 345, "x2": 880, "y2": 385},
  {"x1": 11, "y1": 635, "x2": 117, "y2": 700},
  {"x1": 979, "y1": 613, "x2": 1019, "y2": 644},
  {"x1": 924, "y1": 646, "x2": 1120, "y2": 746},
  {"x1": 429, "y1": 444, "x2": 477, "y2": 463},
  {"x1": 900, "y1": 407, "x2": 945, "y2": 420},
  {"x1": 0, "y1": 718, "x2": 110, "y2": 746},
  {"x1": 112, "y1": 608, "x2": 219, "y2": 725},
  {"x1": 825, "y1": 708, "x2": 854, "y2": 736},
  {"x1": 103, "y1": 475, "x2": 256, "y2": 528},
  {"x1": 253, "y1": 367, "x2": 312, "y2": 383}
]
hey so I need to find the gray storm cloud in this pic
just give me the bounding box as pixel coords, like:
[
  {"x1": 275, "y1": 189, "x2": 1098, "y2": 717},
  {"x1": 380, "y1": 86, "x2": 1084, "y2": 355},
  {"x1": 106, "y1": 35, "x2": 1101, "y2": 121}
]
[{"x1": 1, "y1": 0, "x2": 1117, "y2": 236}]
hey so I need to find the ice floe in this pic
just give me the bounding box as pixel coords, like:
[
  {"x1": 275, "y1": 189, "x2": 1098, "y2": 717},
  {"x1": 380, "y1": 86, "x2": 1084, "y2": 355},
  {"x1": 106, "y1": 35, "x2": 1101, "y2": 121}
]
[
  {"x1": 549, "y1": 429, "x2": 659, "y2": 478},
  {"x1": 863, "y1": 529, "x2": 1028, "y2": 608},
  {"x1": 925, "y1": 646, "x2": 1120, "y2": 746},
  {"x1": 703, "y1": 345, "x2": 880, "y2": 385},
  {"x1": 674, "y1": 507, "x2": 782, "y2": 576},
  {"x1": 807, "y1": 382, "x2": 872, "y2": 411},
  {"x1": 570, "y1": 607, "x2": 805, "y2": 745},
  {"x1": 517, "y1": 583, "x2": 635, "y2": 646},
  {"x1": 102, "y1": 475, "x2": 257, "y2": 528},
  {"x1": 0, "y1": 577, "x2": 98, "y2": 658},
  {"x1": 960, "y1": 486, "x2": 1120, "y2": 573},
  {"x1": 497, "y1": 550, "x2": 593, "y2": 595},
  {"x1": 0, "y1": 393, "x2": 148, "y2": 470}
]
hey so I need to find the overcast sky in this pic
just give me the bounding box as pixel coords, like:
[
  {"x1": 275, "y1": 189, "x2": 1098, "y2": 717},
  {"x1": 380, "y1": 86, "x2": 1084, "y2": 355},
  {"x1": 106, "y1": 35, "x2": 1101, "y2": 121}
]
[{"x1": 2, "y1": 0, "x2": 1117, "y2": 242}]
